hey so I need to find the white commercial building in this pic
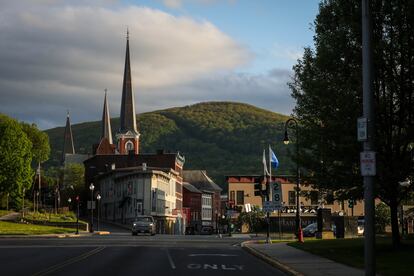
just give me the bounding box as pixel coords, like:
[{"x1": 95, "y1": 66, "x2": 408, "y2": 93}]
[{"x1": 97, "y1": 166, "x2": 184, "y2": 234}]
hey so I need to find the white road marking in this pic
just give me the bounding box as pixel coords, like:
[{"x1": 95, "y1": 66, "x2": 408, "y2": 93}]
[
  {"x1": 32, "y1": 246, "x2": 105, "y2": 276},
  {"x1": 188, "y1": 254, "x2": 238, "y2": 257},
  {"x1": 186, "y1": 264, "x2": 244, "y2": 270},
  {"x1": 164, "y1": 248, "x2": 176, "y2": 269}
]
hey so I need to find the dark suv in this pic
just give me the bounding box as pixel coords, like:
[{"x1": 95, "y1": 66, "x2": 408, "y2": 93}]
[{"x1": 132, "y1": 216, "x2": 156, "y2": 236}]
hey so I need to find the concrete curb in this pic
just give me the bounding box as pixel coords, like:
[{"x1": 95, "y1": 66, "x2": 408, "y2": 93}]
[
  {"x1": 94, "y1": 231, "x2": 111, "y2": 235},
  {"x1": 241, "y1": 241, "x2": 303, "y2": 276}
]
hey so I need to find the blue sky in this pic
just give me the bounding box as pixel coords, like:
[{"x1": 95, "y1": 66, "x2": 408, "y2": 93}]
[
  {"x1": 0, "y1": 0, "x2": 321, "y2": 129},
  {"x1": 134, "y1": 0, "x2": 319, "y2": 72}
]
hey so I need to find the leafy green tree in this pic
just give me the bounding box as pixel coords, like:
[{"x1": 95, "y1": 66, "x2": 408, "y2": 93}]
[
  {"x1": 237, "y1": 206, "x2": 265, "y2": 234},
  {"x1": 290, "y1": 0, "x2": 414, "y2": 246},
  {"x1": 0, "y1": 114, "x2": 33, "y2": 208},
  {"x1": 375, "y1": 202, "x2": 391, "y2": 234},
  {"x1": 21, "y1": 122, "x2": 50, "y2": 164},
  {"x1": 63, "y1": 163, "x2": 85, "y2": 197}
]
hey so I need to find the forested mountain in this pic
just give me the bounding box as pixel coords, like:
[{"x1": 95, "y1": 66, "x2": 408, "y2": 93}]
[{"x1": 45, "y1": 102, "x2": 294, "y2": 188}]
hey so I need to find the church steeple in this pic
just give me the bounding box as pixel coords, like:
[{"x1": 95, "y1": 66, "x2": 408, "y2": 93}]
[
  {"x1": 116, "y1": 30, "x2": 140, "y2": 155},
  {"x1": 95, "y1": 90, "x2": 116, "y2": 155},
  {"x1": 101, "y1": 89, "x2": 113, "y2": 144},
  {"x1": 62, "y1": 111, "x2": 75, "y2": 162},
  {"x1": 120, "y1": 29, "x2": 137, "y2": 133}
]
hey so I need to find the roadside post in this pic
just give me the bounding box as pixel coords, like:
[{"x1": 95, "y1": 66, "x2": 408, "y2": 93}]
[{"x1": 361, "y1": 0, "x2": 376, "y2": 274}]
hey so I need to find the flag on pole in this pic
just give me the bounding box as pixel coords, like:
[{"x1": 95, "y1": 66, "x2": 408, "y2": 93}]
[
  {"x1": 262, "y1": 149, "x2": 270, "y2": 175},
  {"x1": 269, "y1": 146, "x2": 279, "y2": 169}
]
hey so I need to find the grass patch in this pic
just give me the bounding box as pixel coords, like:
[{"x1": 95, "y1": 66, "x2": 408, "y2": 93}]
[
  {"x1": 288, "y1": 237, "x2": 414, "y2": 276},
  {"x1": 0, "y1": 210, "x2": 14, "y2": 217},
  {"x1": 0, "y1": 221, "x2": 76, "y2": 235},
  {"x1": 25, "y1": 211, "x2": 77, "y2": 223}
]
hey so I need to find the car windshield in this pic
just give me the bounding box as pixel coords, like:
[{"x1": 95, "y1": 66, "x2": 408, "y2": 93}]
[
  {"x1": 135, "y1": 217, "x2": 153, "y2": 223},
  {"x1": 304, "y1": 223, "x2": 317, "y2": 230}
]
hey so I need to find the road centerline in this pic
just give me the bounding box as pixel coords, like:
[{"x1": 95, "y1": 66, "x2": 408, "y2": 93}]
[{"x1": 31, "y1": 246, "x2": 106, "y2": 276}]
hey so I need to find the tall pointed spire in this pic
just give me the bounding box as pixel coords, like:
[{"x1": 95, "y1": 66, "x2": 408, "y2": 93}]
[
  {"x1": 62, "y1": 111, "x2": 75, "y2": 162},
  {"x1": 120, "y1": 29, "x2": 137, "y2": 133},
  {"x1": 101, "y1": 89, "x2": 113, "y2": 144}
]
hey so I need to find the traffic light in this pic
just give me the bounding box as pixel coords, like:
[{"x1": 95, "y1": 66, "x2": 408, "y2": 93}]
[
  {"x1": 254, "y1": 182, "x2": 262, "y2": 196},
  {"x1": 348, "y1": 199, "x2": 354, "y2": 209},
  {"x1": 254, "y1": 176, "x2": 267, "y2": 197}
]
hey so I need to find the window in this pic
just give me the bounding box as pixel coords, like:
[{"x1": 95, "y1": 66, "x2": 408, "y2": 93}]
[
  {"x1": 236, "y1": 191, "x2": 244, "y2": 205},
  {"x1": 230, "y1": 191, "x2": 235, "y2": 201},
  {"x1": 310, "y1": 191, "x2": 318, "y2": 205},
  {"x1": 326, "y1": 192, "x2": 334, "y2": 205},
  {"x1": 288, "y1": 191, "x2": 296, "y2": 205},
  {"x1": 125, "y1": 141, "x2": 134, "y2": 151}
]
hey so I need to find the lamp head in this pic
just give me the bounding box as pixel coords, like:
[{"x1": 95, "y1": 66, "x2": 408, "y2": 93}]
[
  {"x1": 89, "y1": 183, "x2": 95, "y2": 191},
  {"x1": 283, "y1": 130, "x2": 290, "y2": 145}
]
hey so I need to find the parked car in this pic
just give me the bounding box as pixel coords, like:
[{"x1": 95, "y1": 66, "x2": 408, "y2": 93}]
[
  {"x1": 200, "y1": 226, "x2": 213, "y2": 235},
  {"x1": 303, "y1": 222, "x2": 318, "y2": 237},
  {"x1": 132, "y1": 216, "x2": 156, "y2": 236}
]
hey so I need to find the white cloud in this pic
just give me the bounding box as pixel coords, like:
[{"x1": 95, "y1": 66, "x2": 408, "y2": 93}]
[
  {"x1": 163, "y1": 0, "x2": 182, "y2": 9},
  {"x1": 0, "y1": 1, "x2": 293, "y2": 129},
  {"x1": 160, "y1": 0, "x2": 236, "y2": 9},
  {"x1": 271, "y1": 43, "x2": 303, "y2": 62}
]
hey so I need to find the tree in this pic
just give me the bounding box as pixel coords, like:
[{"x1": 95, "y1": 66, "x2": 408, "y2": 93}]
[
  {"x1": 63, "y1": 163, "x2": 85, "y2": 198},
  {"x1": 290, "y1": 0, "x2": 414, "y2": 246},
  {"x1": 237, "y1": 206, "x2": 265, "y2": 234},
  {"x1": 21, "y1": 122, "x2": 50, "y2": 164},
  {"x1": 375, "y1": 202, "x2": 391, "y2": 233},
  {"x1": 0, "y1": 114, "x2": 33, "y2": 208}
]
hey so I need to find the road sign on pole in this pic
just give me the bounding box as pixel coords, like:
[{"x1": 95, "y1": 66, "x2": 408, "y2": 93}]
[
  {"x1": 360, "y1": 151, "x2": 376, "y2": 176},
  {"x1": 271, "y1": 181, "x2": 283, "y2": 209},
  {"x1": 357, "y1": 117, "x2": 368, "y2": 141}
]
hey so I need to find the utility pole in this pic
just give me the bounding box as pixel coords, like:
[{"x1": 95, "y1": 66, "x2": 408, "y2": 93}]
[{"x1": 361, "y1": 0, "x2": 376, "y2": 275}]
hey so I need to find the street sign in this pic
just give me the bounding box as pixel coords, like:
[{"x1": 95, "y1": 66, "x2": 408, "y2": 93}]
[
  {"x1": 87, "y1": 201, "x2": 96, "y2": 210},
  {"x1": 225, "y1": 210, "x2": 238, "y2": 216},
  {"x1": 357, "y1": 117, "x2": 368, "y2": 141},
  {"x1": 271, "y1": 181, "x2": 283, "y2": 209},
  {"x1": 263, "y1": 201, "x2": 277, "y2": 212},
  {"x1": 360, "y1": 151, "x2": 376, "y2": 176}
]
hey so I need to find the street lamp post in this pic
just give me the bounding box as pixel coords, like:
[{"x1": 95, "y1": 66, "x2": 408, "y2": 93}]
[
  {"x1": 97, "y1": 194, "x2": 101, "y2": 232},
  {"x1": 284, "y1": 118, "x2": 302, "y2": 241},
  {"x1": 89, "y1": 183, "x2": 95, "y2": 233},
  {"x1": 22, "y1": 188, "x2": 25, "y2": 219},
  {"x1": 75, "y1": 195, "x2": 80, "y2": 235},
  {"x1": 68, "y1": 198, "x2": 72, "y2": 210}
]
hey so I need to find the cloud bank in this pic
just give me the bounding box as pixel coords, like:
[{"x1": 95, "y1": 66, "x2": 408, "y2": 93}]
[{"x1": 0, "y1": 1, "x2": 294, "y2": 129}]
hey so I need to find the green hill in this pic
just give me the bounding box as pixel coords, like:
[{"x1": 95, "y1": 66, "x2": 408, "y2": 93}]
[{"x1": 45, "y1": 102, "x2": 294, "y2": 188}]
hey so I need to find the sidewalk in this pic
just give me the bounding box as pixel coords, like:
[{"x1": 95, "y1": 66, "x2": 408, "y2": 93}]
[
  {"x1": 0, "y1": 212, "x2": 20, "y2": 222},
  {"x1": 243, "y1": 242, "x2": 364, "y2": 276}
]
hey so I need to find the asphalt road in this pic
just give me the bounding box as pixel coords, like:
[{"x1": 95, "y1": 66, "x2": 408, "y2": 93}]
[{"x1": 0, "y1": 224, "x2": 286, "y2": 276}]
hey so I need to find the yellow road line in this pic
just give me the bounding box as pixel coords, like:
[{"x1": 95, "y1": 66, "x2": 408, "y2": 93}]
[{"x1": 31, "y1": 246, "x2": 105, "y2": 276}]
